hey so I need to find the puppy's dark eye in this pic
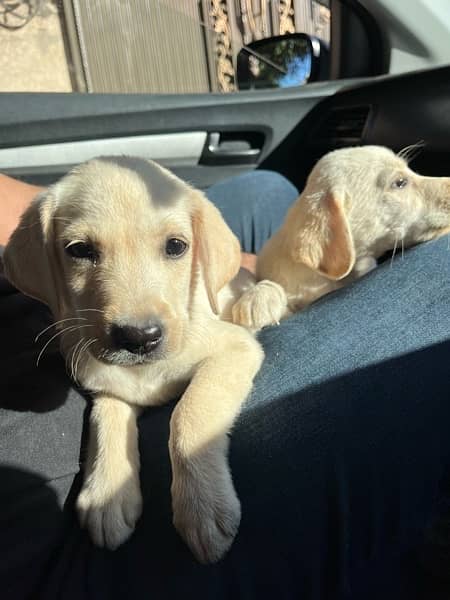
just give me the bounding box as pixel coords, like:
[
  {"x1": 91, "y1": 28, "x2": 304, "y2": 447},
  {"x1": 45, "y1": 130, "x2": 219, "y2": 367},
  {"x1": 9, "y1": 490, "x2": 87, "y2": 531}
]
[
  {"x1": 165, "y1": 238, "x2": 188, "y2": 258},
  {"x1": 65, "y1": 241, "x2": 98, "y2": 264},
  {"x1": 392, "y1": 177, "x2": 408, "y2": 189}
]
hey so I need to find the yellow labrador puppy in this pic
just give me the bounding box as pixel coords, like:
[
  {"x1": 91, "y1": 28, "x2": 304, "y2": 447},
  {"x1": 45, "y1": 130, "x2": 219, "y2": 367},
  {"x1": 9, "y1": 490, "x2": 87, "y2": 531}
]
[
  {"x1": 232, "y1": 145, "x2": 450, "y2": 329},
  {"x1": 3, "y1": 157, "x2": 263, "y2": 564}
]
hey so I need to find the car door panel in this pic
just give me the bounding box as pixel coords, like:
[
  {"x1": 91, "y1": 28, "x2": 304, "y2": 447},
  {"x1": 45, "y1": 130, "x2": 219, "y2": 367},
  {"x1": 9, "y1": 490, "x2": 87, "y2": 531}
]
[
  {"x1": 1, "y1": 66, "x2": 450, "y2": 194},
  {"x1": 262, "y1": 65, "x2": 450, "y2": 191},
  {"x1": 0, "y1": 78, "x2": 350, "y2": 188}
]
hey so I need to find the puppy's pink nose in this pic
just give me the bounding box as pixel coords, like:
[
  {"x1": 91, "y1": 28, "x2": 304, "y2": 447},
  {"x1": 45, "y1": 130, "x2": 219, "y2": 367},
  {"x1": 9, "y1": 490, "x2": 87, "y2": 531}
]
[{"x1": 111, "y1": 323, "x2": 163, "y2": 354}]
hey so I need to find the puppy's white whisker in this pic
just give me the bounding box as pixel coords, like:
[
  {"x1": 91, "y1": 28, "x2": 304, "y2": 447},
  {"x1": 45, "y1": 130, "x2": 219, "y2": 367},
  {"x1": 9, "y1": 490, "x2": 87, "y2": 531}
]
[
  {"x1": 73, "y1": 338, "x2": 86, "y2": 381},
  {"x1": 84, "y1": 337, "x2": 97, "y2": 354},
  {"x1": 74, "y1": 338, "x2": 89, "y2": 382},
  {"x1": 401, "y1": 238, "x2": 405, "y2": 260},
  {"x1": 75, "y1": 338, "x2": 97, "y2": 382},
  {"x1": 37, "y1": 326, "x2": 80, "y2": 367},
  {"x1": 79, "y1": 338, "x2": 92, "y2": 370},
  {"x1": 72, "y1": 334, "x2": 96, "y2": 381},
  {"x1": 76, "y1": 308, "x2": 105, "y2": 314},
  {"x1": 17, "y1": 220, "x2": 42, "y2": 231},
  {"x1": 390, "y1": 238, "x2": 398, "y2": 269},
  {"x1": 397, "y1": 141, "x2": 425, "y2": 163},
  {"x1": 65, "y1": 341, "x2": 78, "y2": 380},
  {"x1": 36, "y1": 324, "x2": 93, "y2": 367},
  {"x1": 70, "y1": 337, "x2": 85, "y2": 380},
  {"x1": 35, "y1": 317, "x2": 87, "y2": 342}
]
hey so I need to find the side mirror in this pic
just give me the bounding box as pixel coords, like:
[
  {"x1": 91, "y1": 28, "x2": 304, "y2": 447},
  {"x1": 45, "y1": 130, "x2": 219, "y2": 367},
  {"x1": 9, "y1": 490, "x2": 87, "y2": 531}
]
[{"x1": 236, "y1": 33, "x2": 329, "y2": 91}]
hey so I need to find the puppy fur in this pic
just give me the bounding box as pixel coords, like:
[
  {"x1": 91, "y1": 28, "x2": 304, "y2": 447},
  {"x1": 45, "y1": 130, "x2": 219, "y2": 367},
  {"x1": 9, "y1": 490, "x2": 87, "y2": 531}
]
[
  {"x1": 232, "y1": 145, "x2": 450, "y2": 329},
  {"x1": 3, "y1": 157, "x2": 264, "y2": 564}
]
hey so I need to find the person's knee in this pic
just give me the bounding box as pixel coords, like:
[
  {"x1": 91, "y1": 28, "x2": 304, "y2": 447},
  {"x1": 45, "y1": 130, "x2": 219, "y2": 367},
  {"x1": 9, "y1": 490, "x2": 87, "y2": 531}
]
[
  {"x1": 206, "y1": 169, "x2": 299, "y2": 253},
  {"x1": 207, "y1": 170, "x2": 298, "y2": 212},
  {"x1": 238, "y1": 170, "x2": 298, "y2": 210}
]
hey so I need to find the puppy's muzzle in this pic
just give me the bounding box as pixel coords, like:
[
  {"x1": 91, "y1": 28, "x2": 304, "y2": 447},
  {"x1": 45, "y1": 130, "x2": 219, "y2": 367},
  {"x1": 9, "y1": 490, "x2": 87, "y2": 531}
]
[{"x1": 111, "y1": 322, "x2": 163, "y2": 355}]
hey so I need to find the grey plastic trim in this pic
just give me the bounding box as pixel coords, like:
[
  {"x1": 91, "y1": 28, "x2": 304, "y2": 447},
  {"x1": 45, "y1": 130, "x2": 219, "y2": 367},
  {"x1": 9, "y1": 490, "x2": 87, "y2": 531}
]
[
  {"x1": 0, "y1": 132, "x2": 207, "y2": 169},
  {"x1": 359, "y1": 0, "x2": 450, "y2": 75}
]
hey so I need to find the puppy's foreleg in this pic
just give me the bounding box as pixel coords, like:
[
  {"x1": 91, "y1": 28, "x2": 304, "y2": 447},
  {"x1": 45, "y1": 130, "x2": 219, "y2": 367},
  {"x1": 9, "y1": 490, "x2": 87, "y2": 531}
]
[
  {"x1": 169, "y1": 325, "x2": 264, "y2": 563},
  {"x1": 77, "y1": 396, "x2": 142, "y2": 549}
]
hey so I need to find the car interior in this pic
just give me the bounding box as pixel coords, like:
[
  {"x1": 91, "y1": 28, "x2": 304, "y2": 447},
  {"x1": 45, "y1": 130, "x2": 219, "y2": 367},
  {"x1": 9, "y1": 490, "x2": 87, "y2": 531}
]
[
  {"x1": 1, "y1": 0, "x2": 450, "y2": 597},
  {"x1": 1, "y1": 0, "x2": 449, "y2": 194}
]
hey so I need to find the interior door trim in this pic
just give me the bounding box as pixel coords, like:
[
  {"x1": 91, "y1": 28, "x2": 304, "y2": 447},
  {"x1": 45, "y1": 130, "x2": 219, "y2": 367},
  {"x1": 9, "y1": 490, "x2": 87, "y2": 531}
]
[{"x1": 0, "y1": 131, "x2": 208, "y2": 169}]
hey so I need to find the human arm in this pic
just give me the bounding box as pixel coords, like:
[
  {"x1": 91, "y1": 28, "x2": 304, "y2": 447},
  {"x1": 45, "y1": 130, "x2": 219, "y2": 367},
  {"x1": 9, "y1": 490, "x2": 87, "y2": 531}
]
[{"x1": 0, "y1": 174, "x2": 44, "y2": 247}]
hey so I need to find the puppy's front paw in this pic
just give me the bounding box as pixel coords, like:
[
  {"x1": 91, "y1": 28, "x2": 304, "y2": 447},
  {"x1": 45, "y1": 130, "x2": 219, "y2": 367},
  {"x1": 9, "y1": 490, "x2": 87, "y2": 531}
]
[
  {"x1": 77, "y1": 471, "x2": 142, "y2": 550},
  {"x1": 232, "y1": 279, "x2": 287, "y2": 330},
  {"x1": 172, "y1": 467, "x2": 241, "y2": 564}
]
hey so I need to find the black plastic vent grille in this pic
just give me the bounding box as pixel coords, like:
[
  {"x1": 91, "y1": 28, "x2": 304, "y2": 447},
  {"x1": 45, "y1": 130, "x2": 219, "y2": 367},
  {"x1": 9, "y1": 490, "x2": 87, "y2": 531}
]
[{"x1": 312, "y1": 105, "x2": 371, "y2": 145}]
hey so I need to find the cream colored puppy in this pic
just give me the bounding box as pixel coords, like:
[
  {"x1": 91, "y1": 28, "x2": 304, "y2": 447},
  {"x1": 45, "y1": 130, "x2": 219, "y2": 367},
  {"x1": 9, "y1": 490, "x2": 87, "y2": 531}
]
[
  {"x1": 3, "y1": 156, "x2": 264, "y2": 564},
  {"x1": 233, "y1": 145, "x2": 450, "y2": 329}
]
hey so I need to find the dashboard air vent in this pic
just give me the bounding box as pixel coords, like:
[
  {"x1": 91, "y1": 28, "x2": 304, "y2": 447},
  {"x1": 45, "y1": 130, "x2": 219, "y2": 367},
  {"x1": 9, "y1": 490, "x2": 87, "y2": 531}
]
[{"x1": 312, "y1": 105, "x2": 371, "y2": 145}]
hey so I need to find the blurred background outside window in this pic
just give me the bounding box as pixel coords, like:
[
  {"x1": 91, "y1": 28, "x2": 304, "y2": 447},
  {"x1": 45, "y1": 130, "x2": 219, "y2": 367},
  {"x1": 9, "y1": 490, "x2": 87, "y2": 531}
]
[{"x1": 0, "y1": 0, "x2": 330, "y2": 93}]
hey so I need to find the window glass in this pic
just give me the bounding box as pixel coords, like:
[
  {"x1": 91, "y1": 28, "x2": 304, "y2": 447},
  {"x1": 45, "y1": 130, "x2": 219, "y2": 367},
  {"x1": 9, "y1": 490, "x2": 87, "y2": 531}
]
[{"x1": 0, "y1": 0, "x2": 330, "y2": 93}]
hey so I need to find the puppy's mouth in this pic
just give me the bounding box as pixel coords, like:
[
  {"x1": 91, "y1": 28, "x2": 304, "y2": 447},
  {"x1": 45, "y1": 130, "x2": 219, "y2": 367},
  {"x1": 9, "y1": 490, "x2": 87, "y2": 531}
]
[{"x1": 95, "y1": 345, "x2": 165, "y2": 366}]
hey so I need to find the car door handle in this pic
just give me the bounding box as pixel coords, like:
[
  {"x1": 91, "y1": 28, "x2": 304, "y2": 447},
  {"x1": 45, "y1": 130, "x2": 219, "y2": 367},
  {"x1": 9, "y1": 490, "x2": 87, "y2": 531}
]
[{"x1": 200, "y1": 132, "x2": 263, "y2": 165}]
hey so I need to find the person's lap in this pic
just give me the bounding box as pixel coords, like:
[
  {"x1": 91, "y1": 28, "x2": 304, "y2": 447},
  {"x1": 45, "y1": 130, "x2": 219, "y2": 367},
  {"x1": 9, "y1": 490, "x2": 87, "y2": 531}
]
[
  {"x1": 105, "y1": 235, "x2": 450, "y2": 600},
  {"x1": 1, "y1": 170, "x2": 449, "y2": 600}
]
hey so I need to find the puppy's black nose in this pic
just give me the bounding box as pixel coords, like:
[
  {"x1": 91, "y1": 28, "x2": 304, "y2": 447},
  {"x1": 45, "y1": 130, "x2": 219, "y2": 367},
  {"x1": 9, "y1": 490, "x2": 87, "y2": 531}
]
[{"x1": 111, "y1": 323, "x2": 163, "y2": 354}]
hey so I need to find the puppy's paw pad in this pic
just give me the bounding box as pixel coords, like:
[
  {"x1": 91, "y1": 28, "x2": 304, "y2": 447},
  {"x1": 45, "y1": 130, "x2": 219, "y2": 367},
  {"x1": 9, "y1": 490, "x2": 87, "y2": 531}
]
[{"x1": 76, "y1": 475, "x2": 142, "y2": 550}]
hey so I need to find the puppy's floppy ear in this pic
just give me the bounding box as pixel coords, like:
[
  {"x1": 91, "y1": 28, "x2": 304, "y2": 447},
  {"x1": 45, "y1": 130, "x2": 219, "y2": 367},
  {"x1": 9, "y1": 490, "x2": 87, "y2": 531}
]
[
  {"x1": 3, "y1": 189, "x2": 64, "y2": 315},
  {"x1": 287, "y1": 189, "x2": 355, "y2": 280},
  {"x1": 191, "y1": 190, "x2": 241, "y2": 313}
]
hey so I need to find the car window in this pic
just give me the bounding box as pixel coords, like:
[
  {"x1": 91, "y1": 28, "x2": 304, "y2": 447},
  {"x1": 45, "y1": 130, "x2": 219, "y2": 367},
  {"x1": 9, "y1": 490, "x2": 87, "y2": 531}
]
[{"x1": 0, "y1": 0, "x2": 330, "y2": 93}]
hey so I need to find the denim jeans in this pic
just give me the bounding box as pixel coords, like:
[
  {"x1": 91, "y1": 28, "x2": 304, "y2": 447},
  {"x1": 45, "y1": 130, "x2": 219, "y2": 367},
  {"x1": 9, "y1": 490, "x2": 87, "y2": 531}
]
[{"x1": 1, "y1": 170, "x2": 449, "y2": 600}]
